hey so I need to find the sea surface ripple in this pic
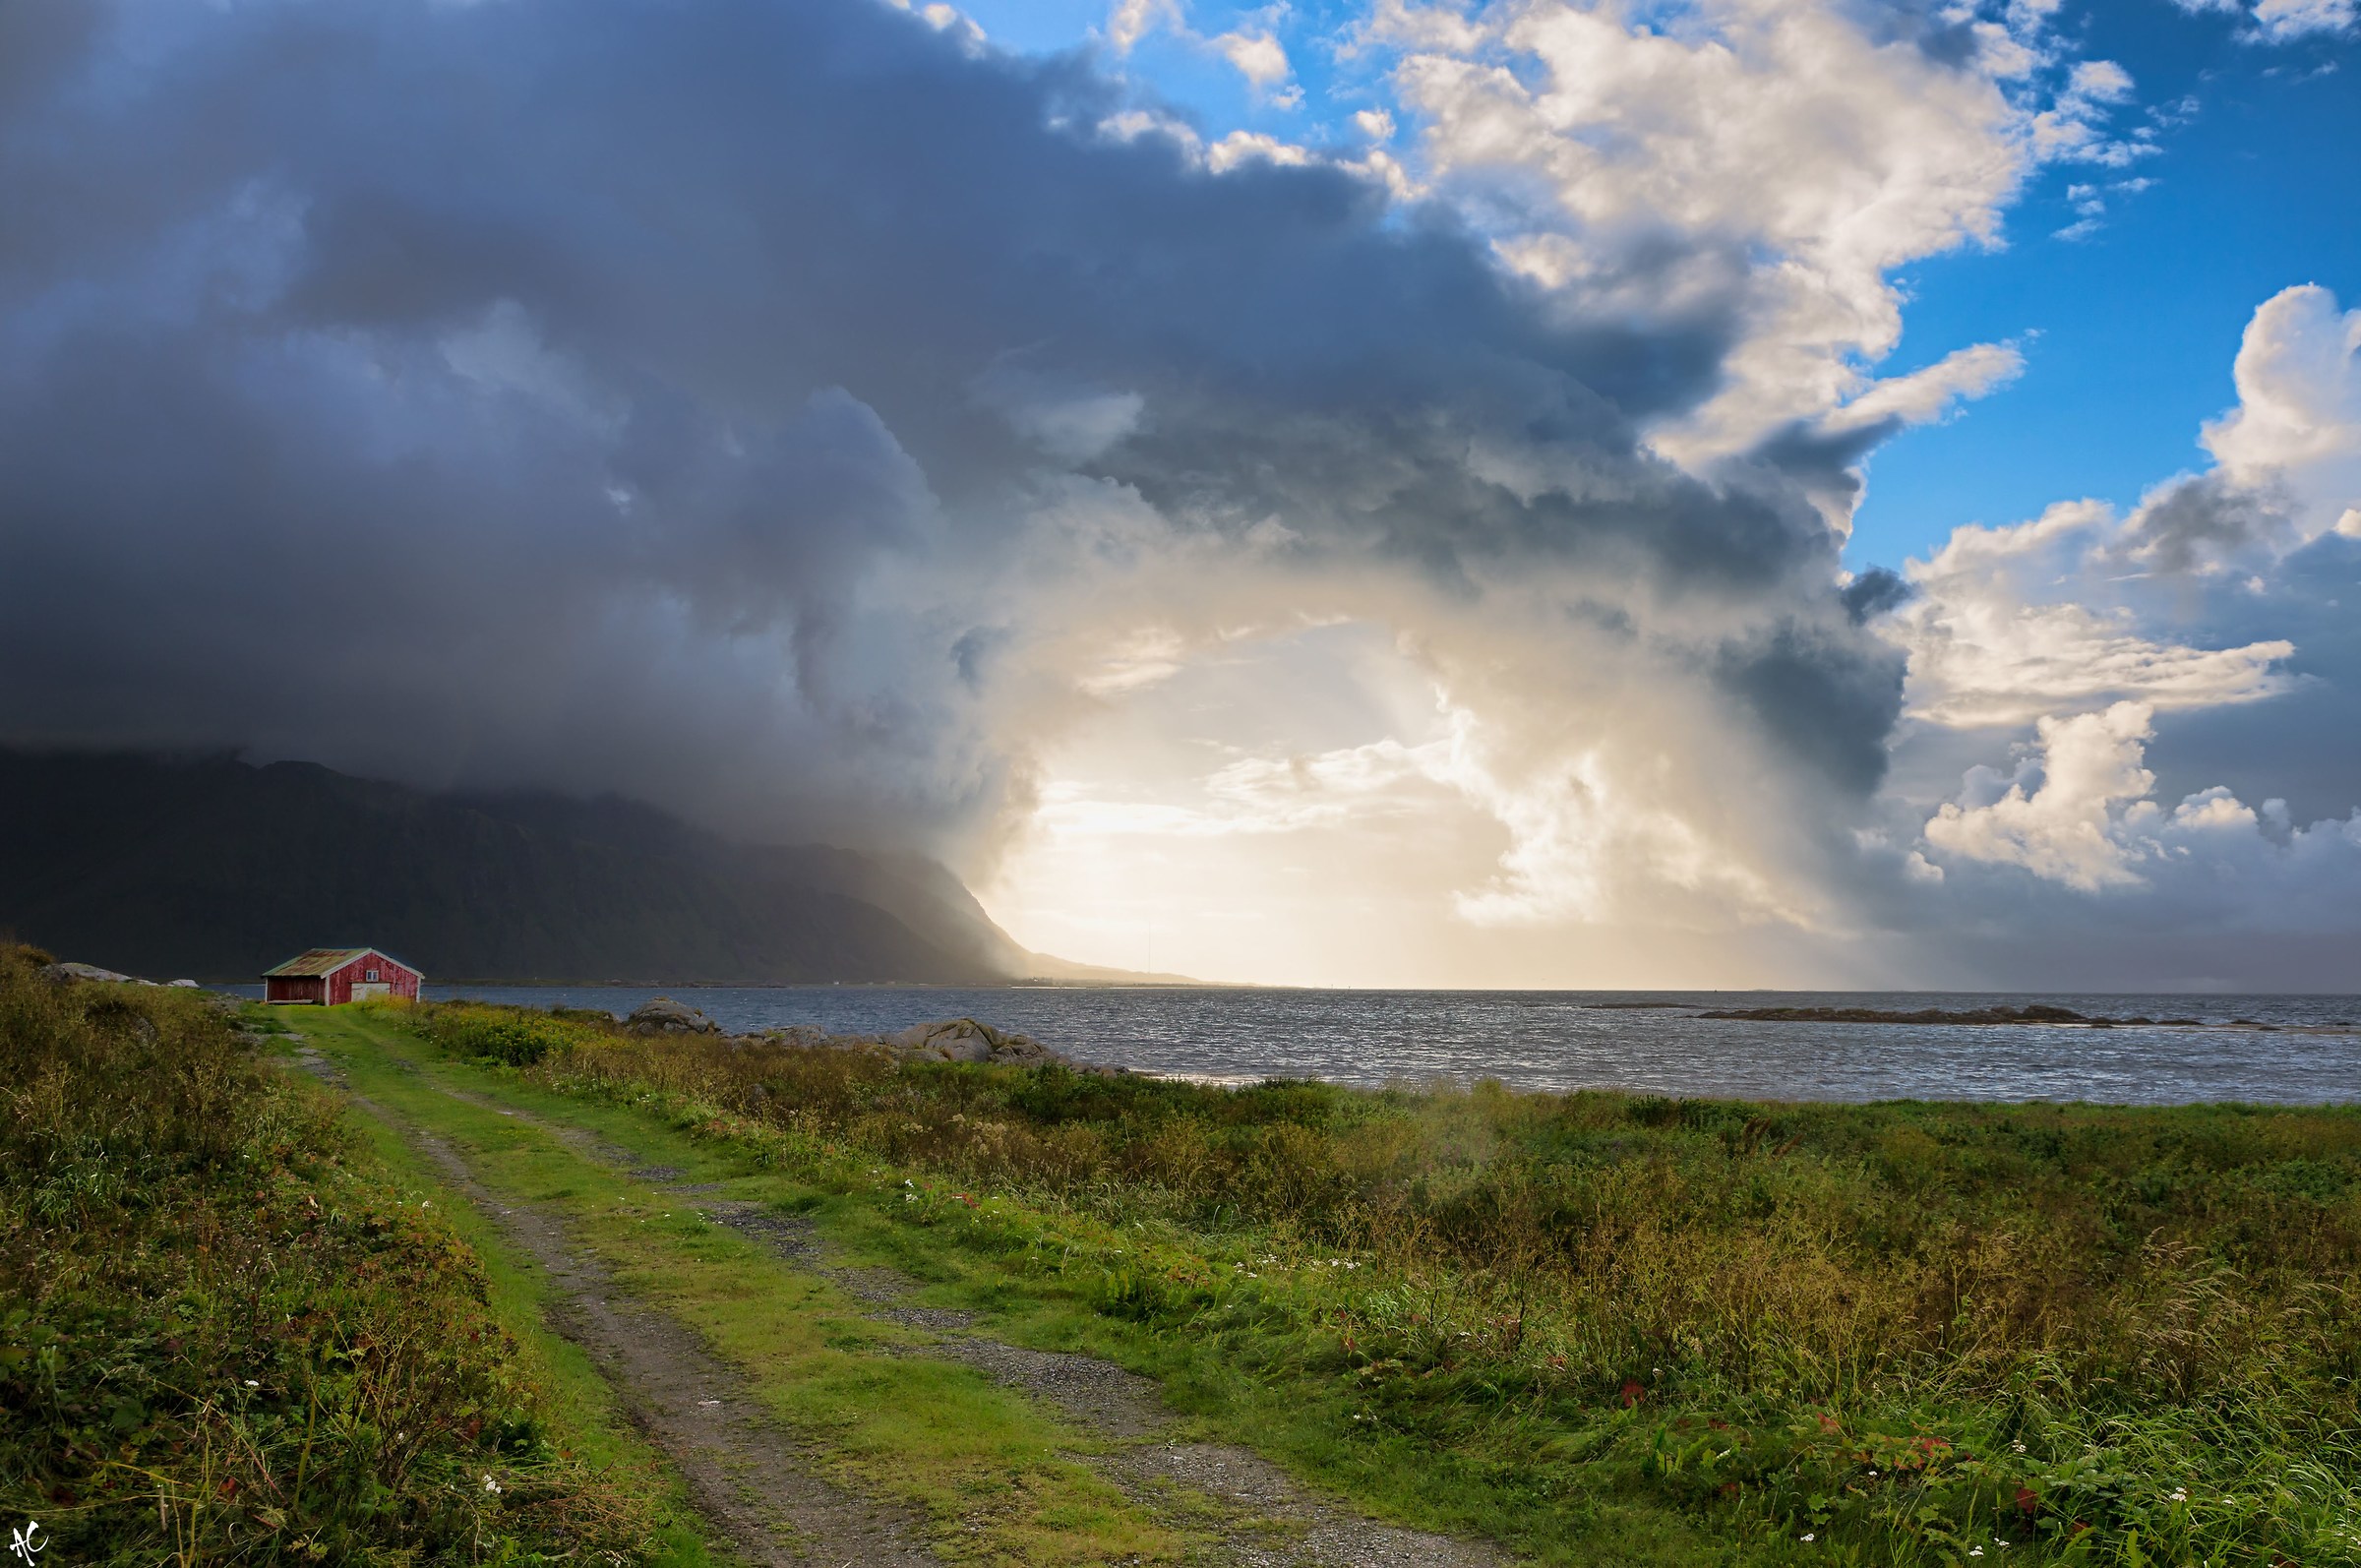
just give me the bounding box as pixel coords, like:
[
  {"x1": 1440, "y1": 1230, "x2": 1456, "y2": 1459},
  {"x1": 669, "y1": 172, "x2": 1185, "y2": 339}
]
[{"x1": 369, "y1": 986, "x2": 2361, "y2": 1106}]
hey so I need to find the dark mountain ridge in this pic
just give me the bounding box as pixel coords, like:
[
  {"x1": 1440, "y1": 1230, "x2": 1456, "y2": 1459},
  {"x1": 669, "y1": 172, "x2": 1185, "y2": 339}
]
[{"x1": 0, "y1": 750, "x2": 1044, "y2": 984}]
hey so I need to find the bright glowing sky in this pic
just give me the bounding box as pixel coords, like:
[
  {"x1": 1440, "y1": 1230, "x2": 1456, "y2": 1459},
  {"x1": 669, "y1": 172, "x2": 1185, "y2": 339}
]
[{"x1": 4, "y1": 0, "x2": 2357, "y2": 989}]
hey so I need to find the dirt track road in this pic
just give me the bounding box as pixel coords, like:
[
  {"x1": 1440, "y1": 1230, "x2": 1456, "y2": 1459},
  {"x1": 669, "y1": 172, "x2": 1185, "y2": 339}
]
[{"x1": 289, "y1": 1030, "x2": 1511, "y2": 1567}]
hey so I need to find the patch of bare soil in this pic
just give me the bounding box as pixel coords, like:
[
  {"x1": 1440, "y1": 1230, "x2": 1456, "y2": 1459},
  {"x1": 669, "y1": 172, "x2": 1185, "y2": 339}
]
[
  {"x1": 289, "y1": 1044, "x2": 346, "y2": 1086},
  {"x1": 1122, "y1": 1444, "x2": 1503, "y2": 1568}
]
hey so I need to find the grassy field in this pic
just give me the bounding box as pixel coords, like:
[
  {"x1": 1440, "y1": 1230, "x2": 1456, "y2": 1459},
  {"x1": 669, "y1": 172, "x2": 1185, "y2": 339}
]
[
  {"x1": 411, "y1": 995, "x2": 2361, "y2": 1568},
  {"x1": 0, "y1": 947, "x2": 713, "y2": 1566},
  {"x1": 11, "y1": 966, "x2": 2359, "y2": 1566}
]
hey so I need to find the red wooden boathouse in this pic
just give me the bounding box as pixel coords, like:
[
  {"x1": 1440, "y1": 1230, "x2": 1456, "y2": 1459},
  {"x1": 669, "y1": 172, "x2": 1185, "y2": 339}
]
[{"x1": 262, "y1": 947, "x2": 424, "y2": 1005}]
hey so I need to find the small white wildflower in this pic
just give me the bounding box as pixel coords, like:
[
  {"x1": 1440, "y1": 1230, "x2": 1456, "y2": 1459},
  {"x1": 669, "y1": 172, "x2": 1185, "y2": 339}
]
[
  {"x1": 482, "y1": 1475, "x2": 502, "y2": 1494},
  {"x1": 904, "y1": 1194, "x2": 916, "y2": 1202},
  {"x1": 1970, "y1": 1550, "x2": 1984, "y2": 1559},
  {"x1": 2012, "y1": 1441, "x2": 2027, "y2": 1453},
  {"x1": 1801, "y1": 1533, "x2": 1814, "y2": 1542}
]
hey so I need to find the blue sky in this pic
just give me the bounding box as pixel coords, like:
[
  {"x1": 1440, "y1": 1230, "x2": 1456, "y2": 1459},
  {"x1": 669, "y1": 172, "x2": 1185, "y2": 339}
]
[
  {"x1": 1858, "y1": 8, "x2": 2360, "y2": 565},
  {"x1": 957, "y1": 0, "x2": 2359, "y2": 567}
]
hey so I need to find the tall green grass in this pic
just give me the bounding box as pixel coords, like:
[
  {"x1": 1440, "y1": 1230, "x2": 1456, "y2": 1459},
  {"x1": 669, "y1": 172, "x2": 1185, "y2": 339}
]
[
  {"x1": 0, "y1": 955, "x2": 656, "y2": 1564},
  {"x1": 413, "y1": 1001, "x2": 609, "y2": 1067},
  {"x1": 476, "y1": 1001, "x2": 2361, "y2": 1566}
]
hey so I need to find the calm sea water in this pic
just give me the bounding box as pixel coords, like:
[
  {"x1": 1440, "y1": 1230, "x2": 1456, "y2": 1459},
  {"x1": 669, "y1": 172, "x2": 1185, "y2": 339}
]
[{"x1": 235, "y1": 985, "x2": 2361, "y2": 1106}]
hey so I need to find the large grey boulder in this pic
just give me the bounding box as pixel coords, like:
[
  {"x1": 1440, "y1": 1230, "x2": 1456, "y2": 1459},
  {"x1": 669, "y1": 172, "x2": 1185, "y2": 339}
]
[
  {"x1": 625, "y1": 995, "x2": 721, "y2": 1034},
  {"x1": 40, "y1": 960, "x2": 152, "y2": 986},
  {"x1": 884, "y1": 1017, "x2": 1062, "y2": 1066}
]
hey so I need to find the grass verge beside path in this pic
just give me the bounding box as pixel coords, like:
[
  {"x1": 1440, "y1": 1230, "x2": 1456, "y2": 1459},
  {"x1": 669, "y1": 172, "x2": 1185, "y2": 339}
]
[
  {"x1": 408, "y1": 997, "x2": 2361, "y2": 1568},
  {"x1": 0, "y1": 946, "x2": 678, "y2": 1565},
  {"x1": 288, "y1": 1005, "x2": 1205, "y2": 1568}
]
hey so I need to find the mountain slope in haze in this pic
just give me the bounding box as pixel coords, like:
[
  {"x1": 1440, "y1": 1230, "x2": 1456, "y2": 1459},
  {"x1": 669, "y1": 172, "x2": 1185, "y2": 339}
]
[{"x1": 0, "y1": 751, "x2": 1099, "y2": 984}]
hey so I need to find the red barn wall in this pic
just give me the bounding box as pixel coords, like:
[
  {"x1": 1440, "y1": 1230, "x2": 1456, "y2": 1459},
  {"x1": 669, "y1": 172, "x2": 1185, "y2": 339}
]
[
  {"x1": 265, "y1": 975, "x2": 326, "y2": 1004},
  {"x1": 328, "y1": 953, "x2": 422, "y2": 1004}
]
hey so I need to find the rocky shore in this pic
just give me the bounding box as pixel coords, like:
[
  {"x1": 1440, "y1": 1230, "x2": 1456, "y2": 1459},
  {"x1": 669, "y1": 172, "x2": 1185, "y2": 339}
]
[
  {"x1": 617, "y1": 995, "x2": 1123, "y2": 1073},
  {"x1": 40, "y1": 959, "x2": 202, "y2": 988}
]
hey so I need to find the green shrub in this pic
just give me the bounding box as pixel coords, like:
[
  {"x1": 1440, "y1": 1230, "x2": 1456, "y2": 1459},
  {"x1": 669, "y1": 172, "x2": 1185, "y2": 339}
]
[{"x1": 412, "y1": 1001, "x2": 608, "y2": 1066}]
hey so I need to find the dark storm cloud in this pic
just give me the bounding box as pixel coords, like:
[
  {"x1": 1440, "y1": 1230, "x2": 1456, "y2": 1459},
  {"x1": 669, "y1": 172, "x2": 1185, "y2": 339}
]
[
  {"x1": 1840, "y1": 567, "x2": 1913, "y2": 624},
  {"x1": 0, "y1": 0, "x2": 1894, "y2": 848},
  {"x1": 1713, "y1": 622, "x2": 1908, "y2": 793},
  {"x1": 1743, "y1": 414, "x2": 1903, "y2": 529},
  {"x1": 2113, "y1": 471, "x2": 2298, "y2": 574},
  {"x1": 2145, "y1": 531, "x2": 2361, "y2": 822}
]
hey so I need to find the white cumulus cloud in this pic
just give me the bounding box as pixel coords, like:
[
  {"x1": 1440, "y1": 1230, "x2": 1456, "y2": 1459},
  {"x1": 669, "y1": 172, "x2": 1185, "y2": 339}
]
[
  {"x1": 1891, "y1": 500, "x2": 2295, "y2": 728},
  {"x1": 2199, "y1": 283, "x2": 2361, "y2": 535},
  {"x1": 1921, "y1": 699, "x2": 2361, "y2": 904},
  {"x1": 1822, "y1": 342, "x2": 2028, "y2": 436},
  {"x1": 1214, "y1": 29, "x2": 1299, "y2": 101},
  {"x1": 2249, "y1": 0, "x2": 2359, "y2": 41},
  {"x1": 1365, "y1": 0, "x2": 2137, "y2": 468},
  {"x1": 1924, "y1": 701, "x2": 2160, "y2": 890}
]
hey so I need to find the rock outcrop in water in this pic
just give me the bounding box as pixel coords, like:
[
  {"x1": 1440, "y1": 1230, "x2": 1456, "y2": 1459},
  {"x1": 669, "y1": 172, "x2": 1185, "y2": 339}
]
[{"x1": 1701, "y1": 1003, "x2": 2093, "y2": 1025}]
